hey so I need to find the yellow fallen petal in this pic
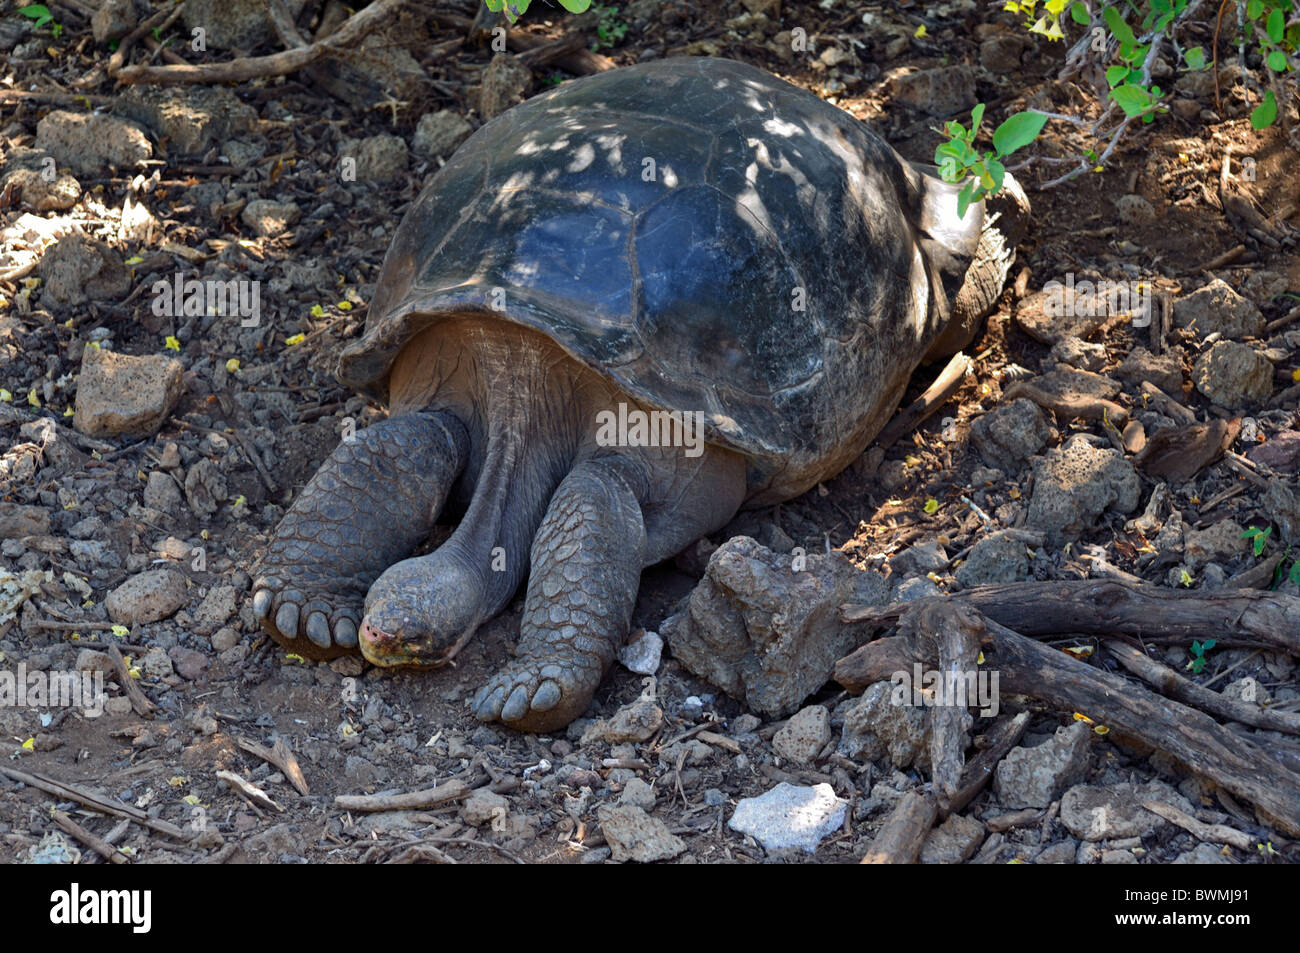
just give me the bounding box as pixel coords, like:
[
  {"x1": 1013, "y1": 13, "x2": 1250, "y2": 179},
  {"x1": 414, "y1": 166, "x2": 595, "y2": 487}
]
[
  {"x1": 63, "y1": 407, "x2": 74, "y2": 417},
  {"x1": 0, "y1": 389, "x2": 11, "y2": 402},
  {"x1": 338, "y1": 301, "x2": 353, "y2": 311},
  {"x1": 22, "y1": 738, "x2": 35, "y2": 751},
  {"x1": 124, "y1": 255, "x2": 144, "y2": 265},
  {"x1": 164, "y1": 336, "x2": 180, "y2": 351},
  {"x1": 226, "y1": 358, "x2": 241, "y2": 373},
  {"x1": 285, "y1": 333, "x2": 306, "y2": 346},
  {"x1": 310, "y1": 304, "x2": 325, "y2": 318},
  {"x1": 1093, "y1": 725, "x2": 1110, "y2": 735},
  {"x1": 1073, "y1": 712, "x2": 1095, "y2": 724},
  {"x1": 182, "y1": 794, "x2": 201, "y2": 806},
  {"x1": 111, "y1": 625, "x2": 129, "y2": 637},
  {"x1": 914, "y1": 24, "x2": 927, "y2": 37}
]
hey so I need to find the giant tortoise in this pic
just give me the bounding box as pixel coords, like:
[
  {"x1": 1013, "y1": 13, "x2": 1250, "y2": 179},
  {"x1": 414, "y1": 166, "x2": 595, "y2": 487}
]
[{"x1": 250, "y1": 56, "x2": 1027, "y2": 731}]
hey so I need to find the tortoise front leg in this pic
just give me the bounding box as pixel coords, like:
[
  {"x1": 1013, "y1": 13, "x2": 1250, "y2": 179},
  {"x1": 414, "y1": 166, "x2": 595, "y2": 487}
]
[
  {"x1": 251, "y1": 411, "x2": 467, "y2": 658},
  {"x1": 473, "y1": 455, "x2": 648, "y2": 732}
]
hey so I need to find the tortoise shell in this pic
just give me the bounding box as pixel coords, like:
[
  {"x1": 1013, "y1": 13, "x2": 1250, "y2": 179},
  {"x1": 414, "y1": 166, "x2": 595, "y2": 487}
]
[{"x1": 337, "y1": 57, "x2": 985, "y2": 501}]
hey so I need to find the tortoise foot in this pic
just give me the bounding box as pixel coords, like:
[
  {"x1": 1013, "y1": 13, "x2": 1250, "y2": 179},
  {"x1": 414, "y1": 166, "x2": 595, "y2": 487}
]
[
  {"x1": 472, "y1": 645, "x2": 607, "y2": 733},
  {"x1": 250, "y1": 411, "x2": 468, "y2": 660}
]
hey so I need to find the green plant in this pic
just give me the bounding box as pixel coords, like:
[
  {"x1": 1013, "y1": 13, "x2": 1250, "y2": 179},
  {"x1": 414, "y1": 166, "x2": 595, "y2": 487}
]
[
  {"x1": 17, "y1": 3, "x2": 61, "y2": 38},
  {"x1": 1242, "y1": 525, "x2": 1300, "y2": 587},
  {"x1": 1186, "y1": 638, "x2": 1217, "y2": 674},
  {"x1": 934, "y1": 104, "x2": 1049, "y2": 217},
  {"x1": 1232, "y1": 0, "x2": 1298, "y2": 128},
  {"x1": 483, "y1": 0, "x2": 593, "y2": 24},
  {"x1": 591, "y1": 4, "x2": 628, "y2": 50}
]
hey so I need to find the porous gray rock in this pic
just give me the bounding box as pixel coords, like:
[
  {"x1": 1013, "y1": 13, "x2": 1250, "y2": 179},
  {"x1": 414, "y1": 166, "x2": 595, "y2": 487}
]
[
  {"x1": 1059, "y1": 780, "x2": 1192, "y2": 841},
  {"x1": 1182, "y1": 519, "x2": 1247, "y2": 569},
  {"x1": 838, "y1": 680, "x2": 930, "y2": 768},
  {"x1": 241, "y1": 200, "x2": 301, "y2": 237},
  {"x1": 1026, "y1": 436, "x2": 1141, "y2": 544},
  {"x1": 993, "y1": 721, "x2": 1091, "y2": 809},
  {"x1": 74, "y1": 346, "x2": 184, "y2": 439},
  {"x1": 413, "y1": 110, "x2": 473, "y2": 159},
  {"x1": 181, "y1": 0, "x2": 308, "y2": 48},
  {"x1": 478, "y1": 53, "x2": 533, "y2": 120},
  {"x1": 339, "y1": 134, "x2": 409, "y2": 183},
  {"x1": 92, "y1": 0, "x2": 137, "y2": 43},
  {"x1": 955, "y1": 531, "x2": 1029, "y2": 588},
  {"x1": 919, "y1": 813, "x2": 986, "y2": 863},
  {"x1": 1192, "y1": 341, "x2": 1273, "y2": 409},
  {"x1": 105, "y1": 569, "x2": 187, "y2": 624},
  {"x1": 461, "y1": 788, "x2": 509, "y2": 827},
  {"x1": 888, "y1": 65, "x2": 977, "y2": 115},
  {"x1": 580, "y1": 696, "x2": 663, "y2": 744},
  {"x1": 1262, "y1": 480, "x2": 1300, "y2": 544},
  {"x1": 38, "y1": 234, "x2": 129, "y2": 308},
  {"x1": 1115, "y1": 346, "x2": 1183, "y2": 394},
  {"x1": 1174, "y1": 278, "x2": 1265, "y2": 340},
  {"x1": 661, "y1": 536, "x2": 887, "y2": 717},
  {"x1": 119, "y1": 86, "x2": 257, "y2": 156},
  {"x1": 1115, "y1": 193, "x2": 1157, "y2": 225},
  {"x1": 597, "y1": 805, "x2": 685, "y2": 862},
  {"x1": 891, "y1": 539, "x2": 948, "y2": 577},
  {"x1": 1, "y1": 167, "x2": 80, "y2": 212},
  {"x1": 35, "y1": 112, "x2": 151, "y2": 174},
  {"x1": 184, "y1": 459, "x2": 228, "y2": 519},
  {"x1": 969, "y1": 398, "x2": 1053, "y2": 472},
  {"x1": 727, "y1": 782, "x2": 847, "y2": 853},
  {"x1": 772, "y1": 704, "x2": 830, "y2": 764},
  {"x1": 0, "y1": 503, "x2": 50, "y2": 539},
  {"x1": 143, "y1": 471, "x2": 185, "y2": 515}
]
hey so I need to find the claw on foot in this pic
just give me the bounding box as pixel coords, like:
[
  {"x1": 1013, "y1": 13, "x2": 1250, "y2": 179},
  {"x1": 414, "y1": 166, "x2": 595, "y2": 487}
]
[
  {"x1": 251, "y1": 575, "x2": 363, "y2": 660},
  {"x1": 472, "y1": 661, "x2": 599, "y2": 733}
]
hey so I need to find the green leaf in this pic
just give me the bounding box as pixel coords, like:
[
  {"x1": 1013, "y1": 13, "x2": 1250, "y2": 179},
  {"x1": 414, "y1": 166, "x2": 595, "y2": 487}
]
[
  {"x1": 1104, "y1": 6, "x2": 1135, "y2": 46},
  {"x1": 1289, "y1": 561, "x2": 1300, "y2": 586},
  {"x1": 1202, "y1": 639, "x2": 1217, "y2": 652},
  {"x1": 1110, "y1": 83, "x2": 1152, "y2": 117},
  {"x1": 956, "y1": 180, "x2": 977, "y2": 220},
  {"x1": 970, "y1": 102, "x2": 986, "y2": 137},
  {"x1": 559, "y1": 0, "x2": 592, "y2": 11},
  {"x1": 1251, "y1": 89, "x2": 1278, "y2": 128},
  {"x1": 1070, "y1": 1, "x2": 1090, "y2": 25},
  {"x1": 1106, "y1": 64, "x2": 1129, "y2": 86},
  {"x1": 17, "y1": 4, "x2": 52, "y2": 18},
  {"x1": 986, "y1": 156, "x2": 1006, "y2": 192},
  {"x1": 1183, "y1": 46, "x2": 1205, "y2": 70},
  {"x1": 1267, "y1": 7, "x2": 1285, "y2": 42},
  {"x1": 1247, "y1": 0, "x2": 1264, "y2": 20},
  {"x1": 1192, "y1": 640, "x2": 1203, "y2": 655},
  {"x1": 1267, "y1": 49, "x2": 1288, "y2": 72},
  {"x1": 991, "y1": 111, "x2": 1048, "y2": 156}
]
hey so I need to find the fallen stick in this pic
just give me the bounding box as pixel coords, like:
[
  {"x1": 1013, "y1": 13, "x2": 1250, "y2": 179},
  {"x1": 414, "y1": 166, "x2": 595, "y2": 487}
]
[
  {"x1": 52, "y1": 810, "x2": 129, "y2": 864},
  {"x1": 1, "y1": 766, "x2": 188, "y2": 841},
  {"x1": 116, "y1": 0, "x2": 409, "y2": 85},
  {"x1": 334, "y1": 779, "x2": 470, "y2": 813},
  {"x1": 1003, "y1": 380, "x2": 1129, "y2": 425},
  {"x1": 834, "y1": 606, "x2": 1300, "y2": 836},
  {"x1": 1106, "y1": 640, "x2": 1300, "y2": 737},
  {"x1": 105, "y1": 642, "x2": 156, "y2": 718},
  {"x1": 842, "y1": 578, "x2": 1300, "y2": 656},
  {"x1": 216, "y1": 770, "x2": 282, "y2": 812},
  {"x1": 873, "y1": 352, "x2": 971, "y2": 450},
  {"x1": 860, "y1": 790, "x2": 938, "y2": 864},
  {"x1": 108, "y1": 3, "x2": 183, "y2": 77},
  {"x1": 944, "y1": 711, "x2": 1030, "y2": 816},
  {"x1": 237, "y1": 736, "x2": 310, "y2": 796},
  {"x1": 1140, "y1": 800, "x2": 1255, "y2": 851}
]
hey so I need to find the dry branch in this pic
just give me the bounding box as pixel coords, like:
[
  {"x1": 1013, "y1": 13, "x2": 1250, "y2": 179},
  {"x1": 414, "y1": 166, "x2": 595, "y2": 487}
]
[
  {"x1": 116, "y1": 0, "x2": 408, "y2": 85},
  {"x1": 860, "y1": 790, "x2": 938, "y2": 864},
  {"x1": 842, "y1": 578, "x2": 1300, "y2": 656},
  {"x1": 237, "y1": 736, "x2": 310, "y2": 795},
  {"x1": 1107, "y1": 640, "x2": 1300, "y2": 737},
  {"x1": 106, "y1": 642, "x2": 156, "y2": 718},
  {"x1": 1, "y1": 766, "x2": 188, "y2": 840},
  {"x1": 1139, "y1": 800, "x2": 1255, "y2": 851},
  {"x1": 53, "y1": 810, "x2": 130, "y2": 864},
  {"x1": 1004, "y1": 380, "x2": 1128, "y2": 424},
  {"x1": 874, "y1": 352, "x2": 971, "y2": 450},
  {"x1": 334, "y1": 779, "x2": 469, "y2": 812},
  {"x1": 834, "y1": 604, "x2": 1300, "y2": 836}
]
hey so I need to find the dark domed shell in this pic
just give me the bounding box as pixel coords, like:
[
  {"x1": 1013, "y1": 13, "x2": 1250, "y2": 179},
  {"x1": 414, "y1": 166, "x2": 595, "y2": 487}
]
[{"x1": 338, "y1": 57, "x2": 984, "y2": 499}]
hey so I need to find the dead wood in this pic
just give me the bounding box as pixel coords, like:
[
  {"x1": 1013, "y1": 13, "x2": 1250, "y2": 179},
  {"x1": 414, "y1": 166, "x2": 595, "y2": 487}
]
[
  {"x1": 842, "y1": 578, "x2": 1300, "y2": 656},
  {"x1": 1003, "y1": 380, "x2": 1128, "y2": 424},
  {"x1": 834, "y1": 604, "x2": 1300, "y2": 836},
  {"x1": 1106, "y1": 640, "x2": 1300, "y2": 737},
  {"x1": 1135, "y1": 418, "x2": 1239, "y2": 483},
  {"x1": 237, "y1": 736, "x2": 310, "y2": 795},
  {"x1": 106, "y1": 642, "x2": 156, "y2": 718},
  {"x1": 334, "y1": 779, "x2": 470, "y2": 812},
  {"x1": 1139, "y1": 380, "x2": 1197, "y2": 425},
  {"x1": 874, "y1": 352, "x2": 971, "y2": 450},
  {"x1": 860, "y1": 790, "x2": 938, "y2": 864},
  {"x1": 1139, "y1": 800, "x2": 1255, "y2": 850},
  {"x1": 53, "y1": 810, "x2": 130, "y2": 864},
  {"x1": 116, "y1": 0, "x2": 409, "y2": 85},
  {"x1": 0, "y1": 766, "x2": 188, "y2": 840},
  {"x1": 945, "y1": 711, "x2": 1031, "y2": 815}
]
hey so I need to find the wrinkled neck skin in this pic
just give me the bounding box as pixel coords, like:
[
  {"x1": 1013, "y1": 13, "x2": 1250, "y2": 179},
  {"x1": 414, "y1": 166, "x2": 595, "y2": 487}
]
[{"x1": 384, "y1": 315, "x2": 746, "y2": 632}]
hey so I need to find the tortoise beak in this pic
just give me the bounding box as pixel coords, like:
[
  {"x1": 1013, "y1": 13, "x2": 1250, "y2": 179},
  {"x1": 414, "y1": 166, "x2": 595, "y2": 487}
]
[{"x1": 358, "y1": 618, "x2": 455, "y2": 668}]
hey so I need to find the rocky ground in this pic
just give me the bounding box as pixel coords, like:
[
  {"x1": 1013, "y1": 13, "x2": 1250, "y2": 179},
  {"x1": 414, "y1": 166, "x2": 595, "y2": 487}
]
[{"x1": 1, "y1": 0, "x2": 1298, "y2": 865}]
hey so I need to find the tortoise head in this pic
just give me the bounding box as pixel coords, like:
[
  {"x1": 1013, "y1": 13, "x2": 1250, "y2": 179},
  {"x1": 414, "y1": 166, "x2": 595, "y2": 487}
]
[{"x1": 358, "y1": 553, "x2": 484, "y2": 668}]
